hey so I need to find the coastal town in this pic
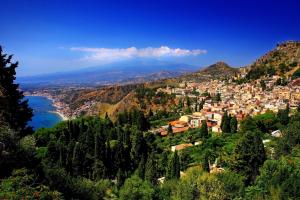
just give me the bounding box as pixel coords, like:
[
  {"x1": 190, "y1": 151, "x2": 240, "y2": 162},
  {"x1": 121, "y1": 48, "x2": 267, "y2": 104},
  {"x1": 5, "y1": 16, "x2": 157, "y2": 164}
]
[{"x1": 25, "y1": 71, "x2": 300, "y2": 140}]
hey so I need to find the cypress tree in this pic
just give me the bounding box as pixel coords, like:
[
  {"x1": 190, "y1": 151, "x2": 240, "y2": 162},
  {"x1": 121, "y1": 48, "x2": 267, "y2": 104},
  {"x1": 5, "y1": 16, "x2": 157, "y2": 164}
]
[
  {"x1": 117, "y1": 169, "x2": 126, "y2": 187},
  {"x1": 200, "y1": 120, "x2": 209, "y2": 138},
  {"x1": 148, "y1": 108, "x2": 153, "y2": 118},
  {"x1": 221, "y1": 111, "x2": 231, "y2": 133},
  {"x1": 178, "y1": 99, "x2": 183, "y2": 109},
  {"x1": 202, "y1": 151, "x2": 210, "y2": 172},
  {"x1": 167, "y1": 123, "x2": 173, "y2": 136},
  {"x1": 144, "y1": 152, "x2": 157, "y2": 185},
  {"x1": 230, "y1": 116, "x2": 238, "y2": 133},
  {"x1": 137, "y1": 111, "x2": 150, "y2": 131},
  {"x1": 199, "y1": 99, "x2": 205, "y2": 110},
  {"x1": 130, "y1": 130, "x2": 147, "y2": 168},
  {"x1": 136, "y1": 154, "x2": 146, "y2": 179},
  {"x1": 166, "y1": 151, "x2": 180, "y2": 180},
  {"x1": 215, "y1": 93, "x2": 221, "y2": 102},
  {"x1": 277, "y1": 104, "x2": 289, "y2": 125},
  {"x1": 186, "y1": 96, "x2": 191, "y2": 107},
  {"x1": 0, "y1": 46, "x2": 33, "y2": 135},
  {"x1": 105, "y1": 138, "x2": 112, "y2": 178},
  {"x1": 72, "y1": 142, "x2": 84, "y2": 176}
]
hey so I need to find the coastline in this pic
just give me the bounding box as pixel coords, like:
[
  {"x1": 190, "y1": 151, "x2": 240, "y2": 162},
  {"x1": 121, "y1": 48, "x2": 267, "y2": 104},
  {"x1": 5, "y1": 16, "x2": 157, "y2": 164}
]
[
  {"x1": 49, "y1": 110, "x2": 69, "y2": 121},
  {"x1": 26, "y1": 95, "x2": 70, "y2": 121}
]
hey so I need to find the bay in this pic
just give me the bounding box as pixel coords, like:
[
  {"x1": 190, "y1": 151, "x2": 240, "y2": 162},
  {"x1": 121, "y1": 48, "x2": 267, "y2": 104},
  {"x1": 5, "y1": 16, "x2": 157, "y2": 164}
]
[{"x1": 26, "y1": 96, "x2": 63, "y2": 130}]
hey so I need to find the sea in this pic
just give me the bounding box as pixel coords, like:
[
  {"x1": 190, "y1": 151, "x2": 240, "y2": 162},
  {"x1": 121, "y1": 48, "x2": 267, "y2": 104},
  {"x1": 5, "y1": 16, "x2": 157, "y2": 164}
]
[{"x1": 26, "y1": 96, "x2": 63, "y2": 130}]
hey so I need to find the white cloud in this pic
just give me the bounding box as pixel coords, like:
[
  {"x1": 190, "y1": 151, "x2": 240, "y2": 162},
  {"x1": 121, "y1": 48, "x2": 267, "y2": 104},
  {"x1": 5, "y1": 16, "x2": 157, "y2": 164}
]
[{"x1": 70, "y1": 46, "x2": 207, "y2": 62}]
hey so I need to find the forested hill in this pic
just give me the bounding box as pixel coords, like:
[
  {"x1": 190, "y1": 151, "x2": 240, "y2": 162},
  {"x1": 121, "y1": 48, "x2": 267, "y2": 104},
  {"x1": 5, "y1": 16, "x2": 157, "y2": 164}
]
[
  {"x1": 244, "y1": 41, "x2": 300, "y2": 80},
  {"x1": 178, "y1": 61, "x2": 239, "y2": 82}
]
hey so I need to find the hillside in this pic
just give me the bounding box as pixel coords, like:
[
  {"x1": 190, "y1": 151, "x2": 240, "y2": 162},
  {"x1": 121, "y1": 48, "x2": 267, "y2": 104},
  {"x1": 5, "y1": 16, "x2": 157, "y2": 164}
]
[
  {"x1": 59, "y1": 62, "x2": 238, "y2": 119},
  {"x1": 245, "y1": 41, "x2": 300, "y2": 80},
  {"x1": 58, "y1": 83, "x2": 177, "y2": 120},
  {"x1": 61, "y1": 84, "x2": 140, "y2": 111},
  {"x1": 179, "y1": 61, "x2": 239, "y2": 82}
]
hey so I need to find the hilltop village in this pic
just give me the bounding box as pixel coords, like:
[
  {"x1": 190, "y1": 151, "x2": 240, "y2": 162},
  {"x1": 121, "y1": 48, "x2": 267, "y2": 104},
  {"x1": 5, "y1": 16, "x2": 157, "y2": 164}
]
[{"x1": 154, "y1": 75, "x2": 300, "y2": 136}]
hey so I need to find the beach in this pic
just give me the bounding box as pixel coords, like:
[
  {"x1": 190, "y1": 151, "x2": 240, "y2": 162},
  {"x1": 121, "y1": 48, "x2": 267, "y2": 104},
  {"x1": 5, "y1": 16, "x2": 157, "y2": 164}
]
[{"x1": 49, "y1": 110, "x2": 69, "y2": 121}]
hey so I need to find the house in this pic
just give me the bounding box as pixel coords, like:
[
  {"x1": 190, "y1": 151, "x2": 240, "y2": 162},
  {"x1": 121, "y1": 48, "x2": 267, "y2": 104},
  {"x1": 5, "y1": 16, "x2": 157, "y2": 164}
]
[
  {"x1": 179, "y1": 115, "x2": 191, "y2": 123},
  {"x1": 171, "y1": 143, "x2": 193, "y2": 152},
  {"x1": 160, "y1": 121, "x2": 189, "y2": 136},
  {"x1": 212, "y1": 125, "x2": 222, "y2": 133},
  {"x1": 190, "y1": 118, "x2": 200, "y2": 128},
  {"x1": 271, "y1": 130, "x2": 282, "y2": 137},
  {"x1": 209, "y1": 158, "x2": 225, "y2": 174}
]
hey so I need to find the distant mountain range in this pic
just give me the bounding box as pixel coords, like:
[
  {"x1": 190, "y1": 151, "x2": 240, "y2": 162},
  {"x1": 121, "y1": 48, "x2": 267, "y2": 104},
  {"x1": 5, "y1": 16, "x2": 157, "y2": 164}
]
[
  {"x1": 19, "y1": 41, "x2": 300, "y2": 89},
  {"x1": 17, "y1": 59, "x2": 199, "y2": 87}
]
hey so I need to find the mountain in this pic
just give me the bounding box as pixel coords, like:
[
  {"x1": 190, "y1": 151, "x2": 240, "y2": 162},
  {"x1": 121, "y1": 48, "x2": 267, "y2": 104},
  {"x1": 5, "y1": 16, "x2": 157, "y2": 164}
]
[
  {"x1": 179, "y1": 61, "x2": 239, "y2": 82},
  {"x1": 245, "y1": 41, "x2": 300, "y2": 80},
  {"x1": 17, "y1": 59, "x2": 197, "y2": 87}
]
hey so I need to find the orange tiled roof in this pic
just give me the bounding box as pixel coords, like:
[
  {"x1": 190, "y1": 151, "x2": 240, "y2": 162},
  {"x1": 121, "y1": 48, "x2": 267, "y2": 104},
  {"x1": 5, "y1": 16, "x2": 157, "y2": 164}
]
[
  {"x1": 160, "y1": 126, "x2": 189, "y2": 136},
  {"x1": 174, "y1": 143, "x2": 193, "y2": 151}
]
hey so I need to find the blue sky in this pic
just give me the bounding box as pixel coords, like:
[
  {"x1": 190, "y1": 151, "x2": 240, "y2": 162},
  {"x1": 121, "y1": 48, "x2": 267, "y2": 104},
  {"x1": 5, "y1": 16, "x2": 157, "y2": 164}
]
[{"x1": 1, "y1": 0, "x2": 300, "y2": 76}]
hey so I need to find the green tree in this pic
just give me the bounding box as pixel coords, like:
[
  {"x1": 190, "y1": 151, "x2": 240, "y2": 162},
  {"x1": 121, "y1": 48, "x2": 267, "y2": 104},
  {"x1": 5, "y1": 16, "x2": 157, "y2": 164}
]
[
  {"x1": 214, "y1": 93, "x2": 221, "y2": 102},
  {"x1": 131, "y1": 130, "x2": 147, "y2": 167},
  {"x1": 0, "y1": 46, "x2": 33, "y2": 135},
  {"x1": 170, "y1": 166, "x2": 203, "y2": 200},
  {"x1": 275, "y1": 78, "x2": 282, "y2": 85},
  {"x1": 186, "y1": 96, "x2": 191, "y2": 107},
  {"x1": 231, "y1": 132, "x2": 266, "y2": 185},
  {"x1": 117, "y1": 169, "x2": 126, "y2": 188},
  {"x1": 230, "y1": 116, "x2": 238, "y2": 133},
  {"x1": 197, "y1": 173, "x2": 227, "y2": 200},
  {"x1": 119, "y1": 175, "x2": 154, "y2": 200},
  {"x1": 198, "y1": 99, "x2": 205, "y2": 111},
  {"x1": 0, "y1": 168, "x2": 63, "y2": 199},
  {"x1": 167, "y1": 123, "x2": 173, "y2": 136},
  {"x1": 202, "y1": 151, "x2": 210, "y2": 172},
  {"x1": 217, "y1": 171, "x2": 245, "y2": 199},
  {"x1": 148, "y1": 109, "x2": 153, "y2": 118},
  {"x1": 221, "y1": 111, "x2": 231, "y2": 133},
  {"x1": 251, "y1": 157, "x2": 300, "y2": 199},
  {"x1": 240, "y1": 116, "x2": 258, "y2": 132},
  {"x1": 137, "y1": 111, "x2": 150, "y2": 131},
  {"x1": 178, "y1": 99, "x2": 184, "y2": 109},
  {"x1": 185, "y1": 106, "x2": 192, "y2": 114},
  {"x1": 144, "y1": 152, "x2": 157, "y2": 185},
  {"x1": 277, "y1": 104, "x2": 289, "y2": 125},
  {"x1": 276, "y1": 121, "x2": 300, "y2": 156},
  {"x1": 260, "y1": 80, "x2": 266, "y2": 91},
  {"x1": 200, "y1": 120, "x2": 209, "y2": 139},
  {"x1": 279, "y1": 63, "x2": 287, "y2": 73},
  {"x1": 166, "y1": 151, "x2": 180, "y2": 180},
  {"x1": 136, "y1": 155, "x2": 146, "y2": 179}
]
